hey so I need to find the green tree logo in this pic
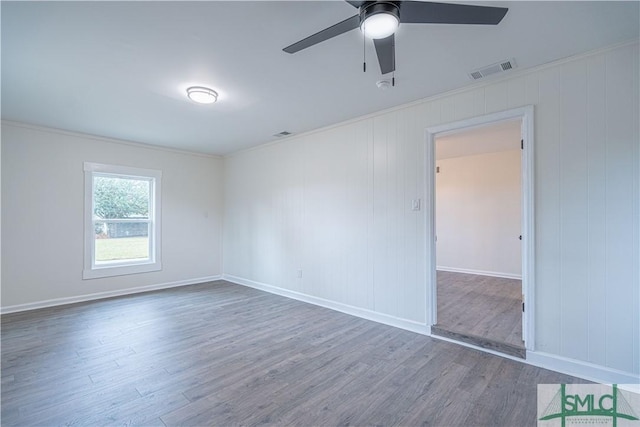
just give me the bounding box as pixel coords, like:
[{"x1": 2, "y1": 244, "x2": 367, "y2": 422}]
[{"x1": 539, "y1": 384, "x2": 639, "y2": 427}]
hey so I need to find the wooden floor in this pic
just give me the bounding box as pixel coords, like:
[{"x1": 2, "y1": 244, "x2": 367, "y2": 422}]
[
  {"x1": 433, "y1": 271, "x2": 524, "y2": 357},
  {"x1": 2, "y1": 280, "x2": 583, "y2": 426}
]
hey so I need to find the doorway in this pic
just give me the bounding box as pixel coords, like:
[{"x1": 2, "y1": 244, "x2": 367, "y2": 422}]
[{"x1": 426, "y1": 107, "x2": 534, "y2": 358}]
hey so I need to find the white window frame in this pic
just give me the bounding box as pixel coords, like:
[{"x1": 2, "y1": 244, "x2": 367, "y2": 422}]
[{"x1": 83, "y1": 162, "x2": 162, "y2": 279}]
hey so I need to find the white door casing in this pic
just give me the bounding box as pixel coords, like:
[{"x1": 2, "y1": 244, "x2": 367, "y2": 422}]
[{"x1": 425, "y1": 105, "x2": 535, "y2": 351}]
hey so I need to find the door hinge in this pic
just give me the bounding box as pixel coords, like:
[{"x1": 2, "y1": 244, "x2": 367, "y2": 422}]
[
  {"x1": 519, "y1": 235, "x2": 522, "y2": 241},
  {"x1": 521, "y1": 139, "x2": 524, "y2": 150},
  {"x1": 522, "y1": 302, "x2": 525, "y2": 312}
]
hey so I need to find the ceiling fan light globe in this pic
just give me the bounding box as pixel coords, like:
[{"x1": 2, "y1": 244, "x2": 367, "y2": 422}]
[{"x1": 361, "y1": 12, "x2": 399, "y2": 39}]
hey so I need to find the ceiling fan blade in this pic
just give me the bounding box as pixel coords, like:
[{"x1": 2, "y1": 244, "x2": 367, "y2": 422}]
[
  {"x1": 374, "y1": 34, "x2": 395, "y2": 75},
  {"x1": 283, "y1": 14, "x2": 360, "y2": 54},
  {"x1": 345, "y1": 1, "x2": 365, "y2": 7},
  {"x1": 399, "y1": 1, "x2": 508, "y2": 25}
]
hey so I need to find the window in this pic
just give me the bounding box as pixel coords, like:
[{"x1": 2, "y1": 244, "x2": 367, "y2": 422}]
[{"x1": 83, "y1": 162, "x2": 162, "y2": 279}]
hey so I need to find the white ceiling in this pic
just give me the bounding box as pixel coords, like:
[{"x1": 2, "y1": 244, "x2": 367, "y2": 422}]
[{"x1": 2, "y1": 1, "x2": 638, "y2": 156}]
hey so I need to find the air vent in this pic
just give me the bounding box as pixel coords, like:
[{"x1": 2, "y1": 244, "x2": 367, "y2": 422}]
[
  {"x1": 500, "y1": 61, "x2": 513, "y2": 71},
  {"x1": 468, "y1": 58, "x2": 517, "y2": 80},
  {"x1": 273, "y1": 131, "x2": 292, "y2": 138}
]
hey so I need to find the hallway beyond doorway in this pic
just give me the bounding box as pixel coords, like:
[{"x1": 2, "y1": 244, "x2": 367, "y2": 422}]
[{"x1": 432, "y1": 270, "x2": 524, "y2": 358}]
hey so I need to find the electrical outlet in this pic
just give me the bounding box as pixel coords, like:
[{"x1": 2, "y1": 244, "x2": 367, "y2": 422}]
[{"x1": 297, "y1": 269, "x2": 303, "y2": 278}]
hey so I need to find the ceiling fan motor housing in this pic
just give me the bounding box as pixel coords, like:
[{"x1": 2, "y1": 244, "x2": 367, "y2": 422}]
[{"x1": 359, "y1": 2, "x2": 401, "y2": 35}]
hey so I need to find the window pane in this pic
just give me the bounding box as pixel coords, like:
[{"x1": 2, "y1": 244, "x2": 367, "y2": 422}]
[
  {"x1": 93, "y1": 176, "x2": 149, "y2": 220},
  {"x1": 93, "y1": 175, "x2": 151, "y2": 264},
  {"x1": 94, "y1": 220, "x2": 150, "y2": 262}
]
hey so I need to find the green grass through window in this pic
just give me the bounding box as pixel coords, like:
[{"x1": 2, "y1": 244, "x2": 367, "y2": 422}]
[{"x1": 95, "y1": 237, "x2": 149, "y2": 262}]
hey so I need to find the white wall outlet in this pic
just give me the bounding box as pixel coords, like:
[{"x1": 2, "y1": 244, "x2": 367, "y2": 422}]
[{"x1": 297, "y1": 269, "x2": 303, "y2": 278}]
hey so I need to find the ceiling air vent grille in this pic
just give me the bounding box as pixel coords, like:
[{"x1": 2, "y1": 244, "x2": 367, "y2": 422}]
[
  {"x1": 469, "y1": 58, "x2": 517, "y2": 80},
  {"x1": 273, "y1": 131, "x2": 292, "y2": 138}
]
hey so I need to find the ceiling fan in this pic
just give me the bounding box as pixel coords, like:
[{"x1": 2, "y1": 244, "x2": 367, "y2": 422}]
[{"x1": 283, "y1": 1, "x2": 509, "y2": 76}]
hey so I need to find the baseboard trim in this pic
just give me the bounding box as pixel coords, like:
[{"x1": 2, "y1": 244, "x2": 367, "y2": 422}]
[
  {"x1": 0, "y1": 275, "x2": 223, "y2": 314},
  {"x1": 223, "y1": 275, "x2": 430, "y2": 336},
  {"x1": 226, "y1": 275, "x2": 638, "y2": 386},
  {"x1": 429, "y1": 330, "x2": 639, "y2": 385},
  {"x1": 5, "y1": 274, "x2": 636, "y2": 386},
  {"x1": 436, "y1": 266, "x2": 522, "y2": 280},
  {"x1": 526, "y1": 351, "x2": 640, "y2": 385}
]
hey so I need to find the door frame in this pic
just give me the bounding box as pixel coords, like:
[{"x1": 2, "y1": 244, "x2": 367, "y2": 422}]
[{"x1": 425, "y1": 105, "x2": 535, "y2": 351}]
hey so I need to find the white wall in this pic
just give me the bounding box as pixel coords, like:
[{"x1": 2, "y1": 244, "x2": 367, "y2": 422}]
[
  {"x1": 436, "y1": 150, "x2": 522, "y2": 278},
  {"x1": 224, "y1": 42, "x2": 639, "y2": 380},
  {"x1": 224, "y1": 113, "x2": 427, "y2": 326},
  {"x1": 0, "y1": 130, "x2": 2, "y2": 298},
  {"x1": 1, "y1": 122, "x2": 224, "y2": 309}
]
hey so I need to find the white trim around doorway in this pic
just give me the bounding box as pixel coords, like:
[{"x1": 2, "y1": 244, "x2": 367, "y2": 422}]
[{"x1": 425, "y1": 105, "x2": 535, "y2": 352}]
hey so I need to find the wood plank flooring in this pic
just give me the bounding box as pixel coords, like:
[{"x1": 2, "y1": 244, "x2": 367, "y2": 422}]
[
  {"x1": 2, "y1": 280, "x2": 584, "y2": 426},
  {"x1": 434, "y1": 271, "x2": 524, "y2": 356}
]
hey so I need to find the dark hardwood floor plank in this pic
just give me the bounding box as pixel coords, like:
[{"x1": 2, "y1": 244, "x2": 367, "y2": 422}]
[
  {"x1": 64, "y1": 388, "x2": 188, "y2": 426},
  {"x1": 434, "y1": 270, "x2": 525, "y2": 354},
  {"x1": 393, "y1": 362, "x2": 472, "y2": 426},
  {"x1": 15, "y1": 382, "x2": 142, "y2": 426},
  {"x1": 2, "y1": 280, "x2": 586, "y2": 426}
]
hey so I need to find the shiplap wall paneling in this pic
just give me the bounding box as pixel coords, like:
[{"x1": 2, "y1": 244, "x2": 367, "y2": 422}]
[
  {"x1": 585, "y1": 53, "x2": 607, "y2": 369},
  {"x1": 303, "y1": 124, "x2": 369, "y2": 307},
  {"x1": 223, "y1": 42, "x2": 639, "y2": 380},
  {"x1": 535, "y1": 66, "x2": 562, "y2": 356},
  {"x1": 485, "y1": 83, "x2": 509, "y2": 114},
  {"x1": 603, "y1": 47, "x2": 639, "y2": 374},
  {"x1": 372, "y1": 112, "x2": 399, "y2": 318},
  {"x1": 559, "y1": 58, "x2": 590, "y2": 362},
  {"x1": 399, "y1": 106, "x2": 426, "y2": 324},
  {"x1": 224, "y1": 139, "x2": 305, "y2": 292},
  {"x1": 632, "y1": 44, "x2": 639, "y2": 382}
]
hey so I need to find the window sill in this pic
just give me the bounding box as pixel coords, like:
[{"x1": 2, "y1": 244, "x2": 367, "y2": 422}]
[{"x1": 83, "y1": 261, "x2": 162, "y2": 280}]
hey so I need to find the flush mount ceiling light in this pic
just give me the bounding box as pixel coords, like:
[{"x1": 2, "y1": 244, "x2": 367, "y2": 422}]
[
  {"x1": 360, "y1": 2, "x2": 400, "y2": 39},
  {"x1": 186, "y1": 86, "x2": 218, "y2": 104}
]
